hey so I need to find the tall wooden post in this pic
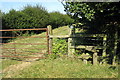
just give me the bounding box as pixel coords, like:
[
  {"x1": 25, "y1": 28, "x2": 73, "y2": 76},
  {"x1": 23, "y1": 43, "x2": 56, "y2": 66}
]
[
  {"x1": 68, "y1": 38, "x2": 71, "y2": 56},
  {"x1": 47, "y1": 25, "x2": 53, "y2": 54},
  {"x1": 68, "y1": 26, "x2": 75, "y2": 57},
  {"x1": 103, "y1": 35, "x2": 107, "y2": 57},
  {"x1": 113, "y1": 30, "x2": 118, "y2": 65},
  {"x1": 93, "y1": 51, "x2": 98, "y2": 65},
  {"x1": 72, "y1": 27, "x2": 75, "y2": 54},
  {"x1": 102, "y1": 35, "x2": 107, "y2": 64}
]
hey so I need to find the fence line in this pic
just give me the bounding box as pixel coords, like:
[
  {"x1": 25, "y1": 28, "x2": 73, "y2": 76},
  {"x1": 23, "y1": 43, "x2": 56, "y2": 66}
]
[
  {"x1": 1, "y1": 28, "x2": 49, "y2": 59},
  {"x1": 47, "y1": 25, "x2": 107, "y2": 65}
]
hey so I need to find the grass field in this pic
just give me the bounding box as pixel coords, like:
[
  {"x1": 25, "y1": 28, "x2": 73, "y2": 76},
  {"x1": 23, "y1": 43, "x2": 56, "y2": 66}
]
[
  {"x1": 2, "y1": 58, "x2": 118, "y2": 78},
  {"x1": 1, "y1": 26, "x2": 118, "y2": 78}
]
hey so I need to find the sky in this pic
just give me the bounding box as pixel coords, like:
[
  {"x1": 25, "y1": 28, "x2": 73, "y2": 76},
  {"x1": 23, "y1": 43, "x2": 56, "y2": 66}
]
[{"x1": 0, "y1": 0, "x2": 66, "y2": 14}]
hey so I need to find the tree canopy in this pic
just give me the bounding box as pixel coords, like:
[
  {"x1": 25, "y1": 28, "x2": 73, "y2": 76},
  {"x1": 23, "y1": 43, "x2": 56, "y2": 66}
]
[
  {"x1": 63, "y1": 2, "x2": 120, "y2": 33},
  {"x1": 63, "y1": 2, "x2": 120, "y2": 64},
  {"x1": 2, "y1": 5, "x2": 74, "y2": 29},
  {"x1": 49, "y1": 11, "x2": 74, "y2": 28},
  {"x1": 2, "y1": 5, "x2": 50, "y2": 29},
  {"x1": 1, "y1": 4, "x2": 74, "y2": 42}
]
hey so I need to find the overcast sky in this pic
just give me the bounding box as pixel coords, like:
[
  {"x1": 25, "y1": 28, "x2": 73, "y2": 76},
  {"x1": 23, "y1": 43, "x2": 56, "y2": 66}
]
[{"x1": 0, "y1": 0, "x2": 66, "y2": 14}]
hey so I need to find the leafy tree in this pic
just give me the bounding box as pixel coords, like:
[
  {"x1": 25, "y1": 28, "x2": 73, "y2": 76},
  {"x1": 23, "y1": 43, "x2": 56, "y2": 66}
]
[
  {"x1": 22, "y1": 5, "x2": 50, "y2": 28},
  {"x1": 63, "y1": 14, "x2": 74, "y2": 25},
  {"x1": 3, "y1": 5, "x2": 50, "y2": 29},
  {"x1": 0, "y1": 10, "x2": 2, "y2": 42},
  {"x1": 49, "y1": 11, "x2": 74, "y2": 28},
  {"x1": 63, "y1": 2, "x2": 120, "y2": 32},
  {"x1": 0, "y1": 10, "x2": 2, "y2": 26},
  {"x1": 63, "y1": 2, "x2": 120, "y2": 64},
  {"x1": 3, "y1": 9, "x2": 29, "y2": 29},
  {"x1": 0, "y1": 10, "x2": 2, "y2": 19},
  {"x1": 2, "y1": 5, "x2": 50, "y2": 42},
  {"x1": 2, "y1": 4, "x2": 74, "y2": 43}
]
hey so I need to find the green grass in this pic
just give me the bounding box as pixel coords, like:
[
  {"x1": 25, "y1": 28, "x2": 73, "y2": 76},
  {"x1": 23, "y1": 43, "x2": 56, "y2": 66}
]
[
  {"x1": 1, "y1": 26, "x2": 69, "y2": 71},
  {"x1": 1, "y1": 26, "x2": 118, "y2": 78},
  {"x1": 7, "y1": 58, "x2": 118, "y2": 78},
  {"x1": 3, "y1": 26, "x2": 69, "y2": 51},
  {"x1": 2, "y1": 26, "x2": 69, "y2": 60},
  {"x1": 1, "y1": 59, "x2": 22, "y2": 70},
  {"x1": 0, "y1": 59, "x2": 22, "y2": 78}
]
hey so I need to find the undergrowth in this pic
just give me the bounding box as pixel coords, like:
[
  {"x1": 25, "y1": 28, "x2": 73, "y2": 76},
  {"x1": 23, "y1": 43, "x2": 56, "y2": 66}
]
[{"x1": 49, "y1": 38, "x2": 68, "y2": 59}]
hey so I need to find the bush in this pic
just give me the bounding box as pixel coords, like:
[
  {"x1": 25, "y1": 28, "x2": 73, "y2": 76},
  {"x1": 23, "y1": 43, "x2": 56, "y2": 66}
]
[
  {"x1": 2, "y1": 5, "x2": 49, "y2": 29},
  {"x1": 49, "y1": 11, "x2": 74, "y2": 28},
  {"x1": 51, "y1": 38, "x2": 68, "y2": 59},
  {"x1": 2, "y1": 5, "x2": 50, "y2": 42},
  {"x1": 0, "y1": 10, "x2": 2, "y2": 18},
  {"x1": 22, "y1": 5, "x2": 50, "y2": 28},
  {"x1": 2, "y1": 5, "x2": 74, "y2": 43}
]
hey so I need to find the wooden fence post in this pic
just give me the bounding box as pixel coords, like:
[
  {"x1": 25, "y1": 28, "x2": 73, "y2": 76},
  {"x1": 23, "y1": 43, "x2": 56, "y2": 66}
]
[
  {"x1": 68, "y1": 37, "x2": 71, "y2": 56},
  {"x1": 47, "y1": 25, "x2": 53, "y2": 54},
  {"x1": 103, "y1": 35, "x2": 107, "y2": 57},
  {"x1": 113, "y1": 30, "x2": 118, "y2": 65},
  {"x1": 102, "y1": 34, "x2": 107, "y2": 64},
  {"x1": 93, "y1": 51, "x2": 98, "y2": 65},
  {"x1": 72, "y1": 27, "x2": 75, "y2": 54},
  {"x1": 68, "y1": 26, "x2": 75, "y2": 57}
]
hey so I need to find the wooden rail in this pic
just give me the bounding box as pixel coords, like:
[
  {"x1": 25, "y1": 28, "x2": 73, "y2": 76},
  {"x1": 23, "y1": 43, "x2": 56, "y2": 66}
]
[
  {"x1": 0, "y1": 28, "x2": 47, "y2": 31},
  {"x1": 0, "y1": 43, "x2": 47, "y2": 45},
  {"x1": 0, "y1": 55, "x2": 47, "y2": 58},
  {"x1": 49, "y1": 35, "x2": 69, "y2": 38},
  {"x1": 47, "y1": 25, "x2": 107, "y2": 65},
  {"x1": 1, "y1": 28, "x2": 49, "y2": 59},
  {"x1": 0, "y1": 36, "x2": 47, "y2": 38},
  {"x1": 49, "y1": 34, "x2": 106, "y2": 38}
]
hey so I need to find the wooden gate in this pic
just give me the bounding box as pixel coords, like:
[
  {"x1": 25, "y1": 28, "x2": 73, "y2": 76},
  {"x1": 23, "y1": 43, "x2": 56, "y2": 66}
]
[{"x1": 0, "y1": 28, "x2": 49, "y2": 60}]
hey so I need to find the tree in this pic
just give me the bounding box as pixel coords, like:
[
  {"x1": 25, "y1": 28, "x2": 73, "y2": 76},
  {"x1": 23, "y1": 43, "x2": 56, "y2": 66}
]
[
  {"x1": 63, "y1": 2, "x2": 120, "y2": 32},
  {"x1": 0, "y1": 10, "x2": 2, "y2": 42},
  {"x1": 63, "y1": 2, "x2": 120, "y2": 64},
  {"x1": 0, "y1": 10, "x2": 2, "y2": 26},
  {"x1": 22, "y1": 5, "x2": 50, "y2": 28},
  {"x1": 2, "y1": 5, "x2": 50, "y2": 42},
  {"x1": 49, "y1": 11, "x2": 74, "y2": 28},
  {"x1": 2, "y1": 5, "x2": 50, "y2": 29},
  {"x1": 0, "y1": 10, "x2": 2, "y2": 19}
]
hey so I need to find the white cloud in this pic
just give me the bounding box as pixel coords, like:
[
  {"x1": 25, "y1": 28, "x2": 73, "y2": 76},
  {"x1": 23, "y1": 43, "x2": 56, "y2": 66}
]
[{"x1": 1, "y1": 0, "x2": 59, "y2": 2}]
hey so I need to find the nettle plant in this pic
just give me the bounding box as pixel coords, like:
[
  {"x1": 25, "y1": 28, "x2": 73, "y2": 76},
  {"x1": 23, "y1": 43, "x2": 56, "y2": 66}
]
[{"x1": 52, "y1": 38, "x2": 68, "y2": 58}]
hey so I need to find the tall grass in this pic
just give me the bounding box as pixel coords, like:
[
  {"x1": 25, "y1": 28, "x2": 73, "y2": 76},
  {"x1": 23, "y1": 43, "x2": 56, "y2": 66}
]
[{"x1": 8, "y1": 58, "x2": 118, "y2": 78}]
